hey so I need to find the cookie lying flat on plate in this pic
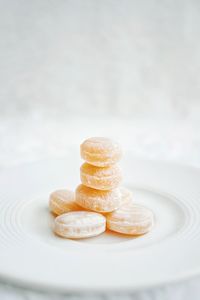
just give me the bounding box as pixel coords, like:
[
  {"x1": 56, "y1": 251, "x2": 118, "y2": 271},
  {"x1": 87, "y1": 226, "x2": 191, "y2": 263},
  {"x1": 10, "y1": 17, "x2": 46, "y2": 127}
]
[
  {"x1": 106, "y1": 203, "x2": 154, "y2": 235},
  {"x1": 49, "y1": 189, "x2": 81, "y2": 216},
  {"x1": 54, "y1": 211, "x2": 106, "y2": 239}
]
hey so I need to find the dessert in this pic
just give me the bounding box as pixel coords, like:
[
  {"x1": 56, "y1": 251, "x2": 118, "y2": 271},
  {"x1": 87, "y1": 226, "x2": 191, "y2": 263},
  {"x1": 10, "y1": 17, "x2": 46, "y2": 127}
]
[
  {"x1": 106, "y1": 203, "x2": 154, "y2": 235},
  {"x1": 50, "y1": 137, "x2": 154, "y2": 240},
  {"x1": 120, "y1": 187, "x2": 133, "y2": 206},
  {"x1": 49, "y1": 189, "x2": 81, "y2": 216},
  {"x1": 76, "y1": 184, "x2": 121, "y2": 213},
  {"x1": 80, "y1": 162, "x2": 122, "y2": 190},
  {"x1": 54, "y1": 211, "x2": 106, "y2": 239},
  {"x1": 80, "y1": 137, "x2": 122, "y2": 167}
]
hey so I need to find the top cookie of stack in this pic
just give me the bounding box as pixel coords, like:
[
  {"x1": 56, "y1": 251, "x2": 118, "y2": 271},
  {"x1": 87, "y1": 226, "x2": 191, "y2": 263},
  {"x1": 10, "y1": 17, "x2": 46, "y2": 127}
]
[{"x1": 80, "y1": 137, "x2": 122, "y2": 168}]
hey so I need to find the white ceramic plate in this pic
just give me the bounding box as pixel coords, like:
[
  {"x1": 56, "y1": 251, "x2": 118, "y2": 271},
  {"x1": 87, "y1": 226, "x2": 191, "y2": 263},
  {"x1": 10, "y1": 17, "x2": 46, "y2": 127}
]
[{"x1": 1, "y1": 152, "x2": 200, "y2": 292}]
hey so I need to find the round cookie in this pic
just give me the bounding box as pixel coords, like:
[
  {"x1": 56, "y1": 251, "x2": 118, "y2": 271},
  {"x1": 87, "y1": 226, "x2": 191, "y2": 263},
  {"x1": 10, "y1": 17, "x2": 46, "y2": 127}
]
[
  {"x1": 54, "y1": 211, "x2": 106, "y2": 239},
  {"x1": 80, "y1": 137, "x2": 122, "y2": 167},
  {"x1": 80, "y1": 162, "x2": 122, "y2": 190},
  {"x1": 106, "y1": 203, "x2": 154, "y2": 235},
  {"x1": 119, "y1": 187, "x2": 133, "y2": 206},
  {"x1": 49, "y1": 189, "x2": 81, "y2": 216},
  {"x1": 75, "y1": 184, "x2": 121, "y2": 213}
]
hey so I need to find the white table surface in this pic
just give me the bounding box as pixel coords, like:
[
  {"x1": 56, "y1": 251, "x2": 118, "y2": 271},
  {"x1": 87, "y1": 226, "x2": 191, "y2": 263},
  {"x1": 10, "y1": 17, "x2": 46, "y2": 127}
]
[{"x1": 1, "y1": 114, "x2": 200, "y2": 299}]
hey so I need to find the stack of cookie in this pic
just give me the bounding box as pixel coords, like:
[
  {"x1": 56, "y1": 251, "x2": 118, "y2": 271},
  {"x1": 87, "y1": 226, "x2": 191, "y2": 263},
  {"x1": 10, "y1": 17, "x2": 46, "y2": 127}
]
[
  {"x1": 49, "y1": 137, "x2": 154, "y2": 239},
  {"x1": 76, "y1": 137, "x2": 125, "y2": 213}
]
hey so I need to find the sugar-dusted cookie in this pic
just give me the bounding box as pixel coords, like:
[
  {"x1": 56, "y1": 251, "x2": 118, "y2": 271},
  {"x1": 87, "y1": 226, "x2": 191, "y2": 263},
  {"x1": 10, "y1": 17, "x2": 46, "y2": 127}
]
[
  {"x1": 80, "y1": 137, "x2": 122, "y2": 167},
  {"x1": 54, "y1": 211, "x2": 106, "y2": 239}
]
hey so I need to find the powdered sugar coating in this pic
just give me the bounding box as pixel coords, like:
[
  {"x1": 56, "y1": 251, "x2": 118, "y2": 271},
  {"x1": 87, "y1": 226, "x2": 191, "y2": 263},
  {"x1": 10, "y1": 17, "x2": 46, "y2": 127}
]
[
  {"x1": 54, "y1": 211, "x2": 106, "y2": 239},
  {"x1": 80, "y1": 137, "x2": 122, "y2": 167},
  {"x1": 80, "y1": 162, "x2": 122, "y2": 190},
  {"x1": 107, "y1": 203, "x2": 154, "y2": 235},
  {"x1": 75, "y1": 184, "x2": 121, "y2": 213},
  {"x1": 49, "y1": 189, "x2": 81, "y2": 216}
]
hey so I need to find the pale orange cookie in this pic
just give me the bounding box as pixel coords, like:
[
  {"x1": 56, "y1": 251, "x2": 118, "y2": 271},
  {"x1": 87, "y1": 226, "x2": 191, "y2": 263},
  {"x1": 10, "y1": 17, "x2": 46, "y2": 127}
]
[
  {"x1": 120, "y1": 187, "x2": 133, "y2": 206},
  {"x1": 75, "y1": 184, "x2": 121, "y2": 213},
  {"x1": 106, "y1": 203, "x2": 154, "y2": 235},
  {"x1": 80, "y1": 162, "x2": 122, "y2": 190},
  {"x1": 49, "y1": 189, "x2": 81, "y2": 216},
  {"x1": 54, "y1": 211, "x2": 106, "y2": 239},
  {"x1": 80, "y1": 137, "x2": 122, "y2": 167}
]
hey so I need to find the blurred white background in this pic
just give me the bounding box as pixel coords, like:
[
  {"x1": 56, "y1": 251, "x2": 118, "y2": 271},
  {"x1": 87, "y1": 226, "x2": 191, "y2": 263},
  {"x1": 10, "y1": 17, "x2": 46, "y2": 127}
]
[
  {"x1": 1, "y1": 1, "x2": 200, "y2": 299},
  {"x1": 1, "y1": 0, "x2": 200, "y2": 170},
  {"x1": 1, "y1": 0, "x2": 200, "y2": 118}
]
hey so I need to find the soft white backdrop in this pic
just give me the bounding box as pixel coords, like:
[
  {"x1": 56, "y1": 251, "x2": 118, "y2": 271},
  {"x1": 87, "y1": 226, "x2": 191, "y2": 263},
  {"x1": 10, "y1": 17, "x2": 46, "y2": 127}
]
[
  {"x1": 1, "y1": 0, "x2": 200, "y2": 299},
  {"x1": 0, "y1": 0, "x2": 200, "y2": 118}
]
